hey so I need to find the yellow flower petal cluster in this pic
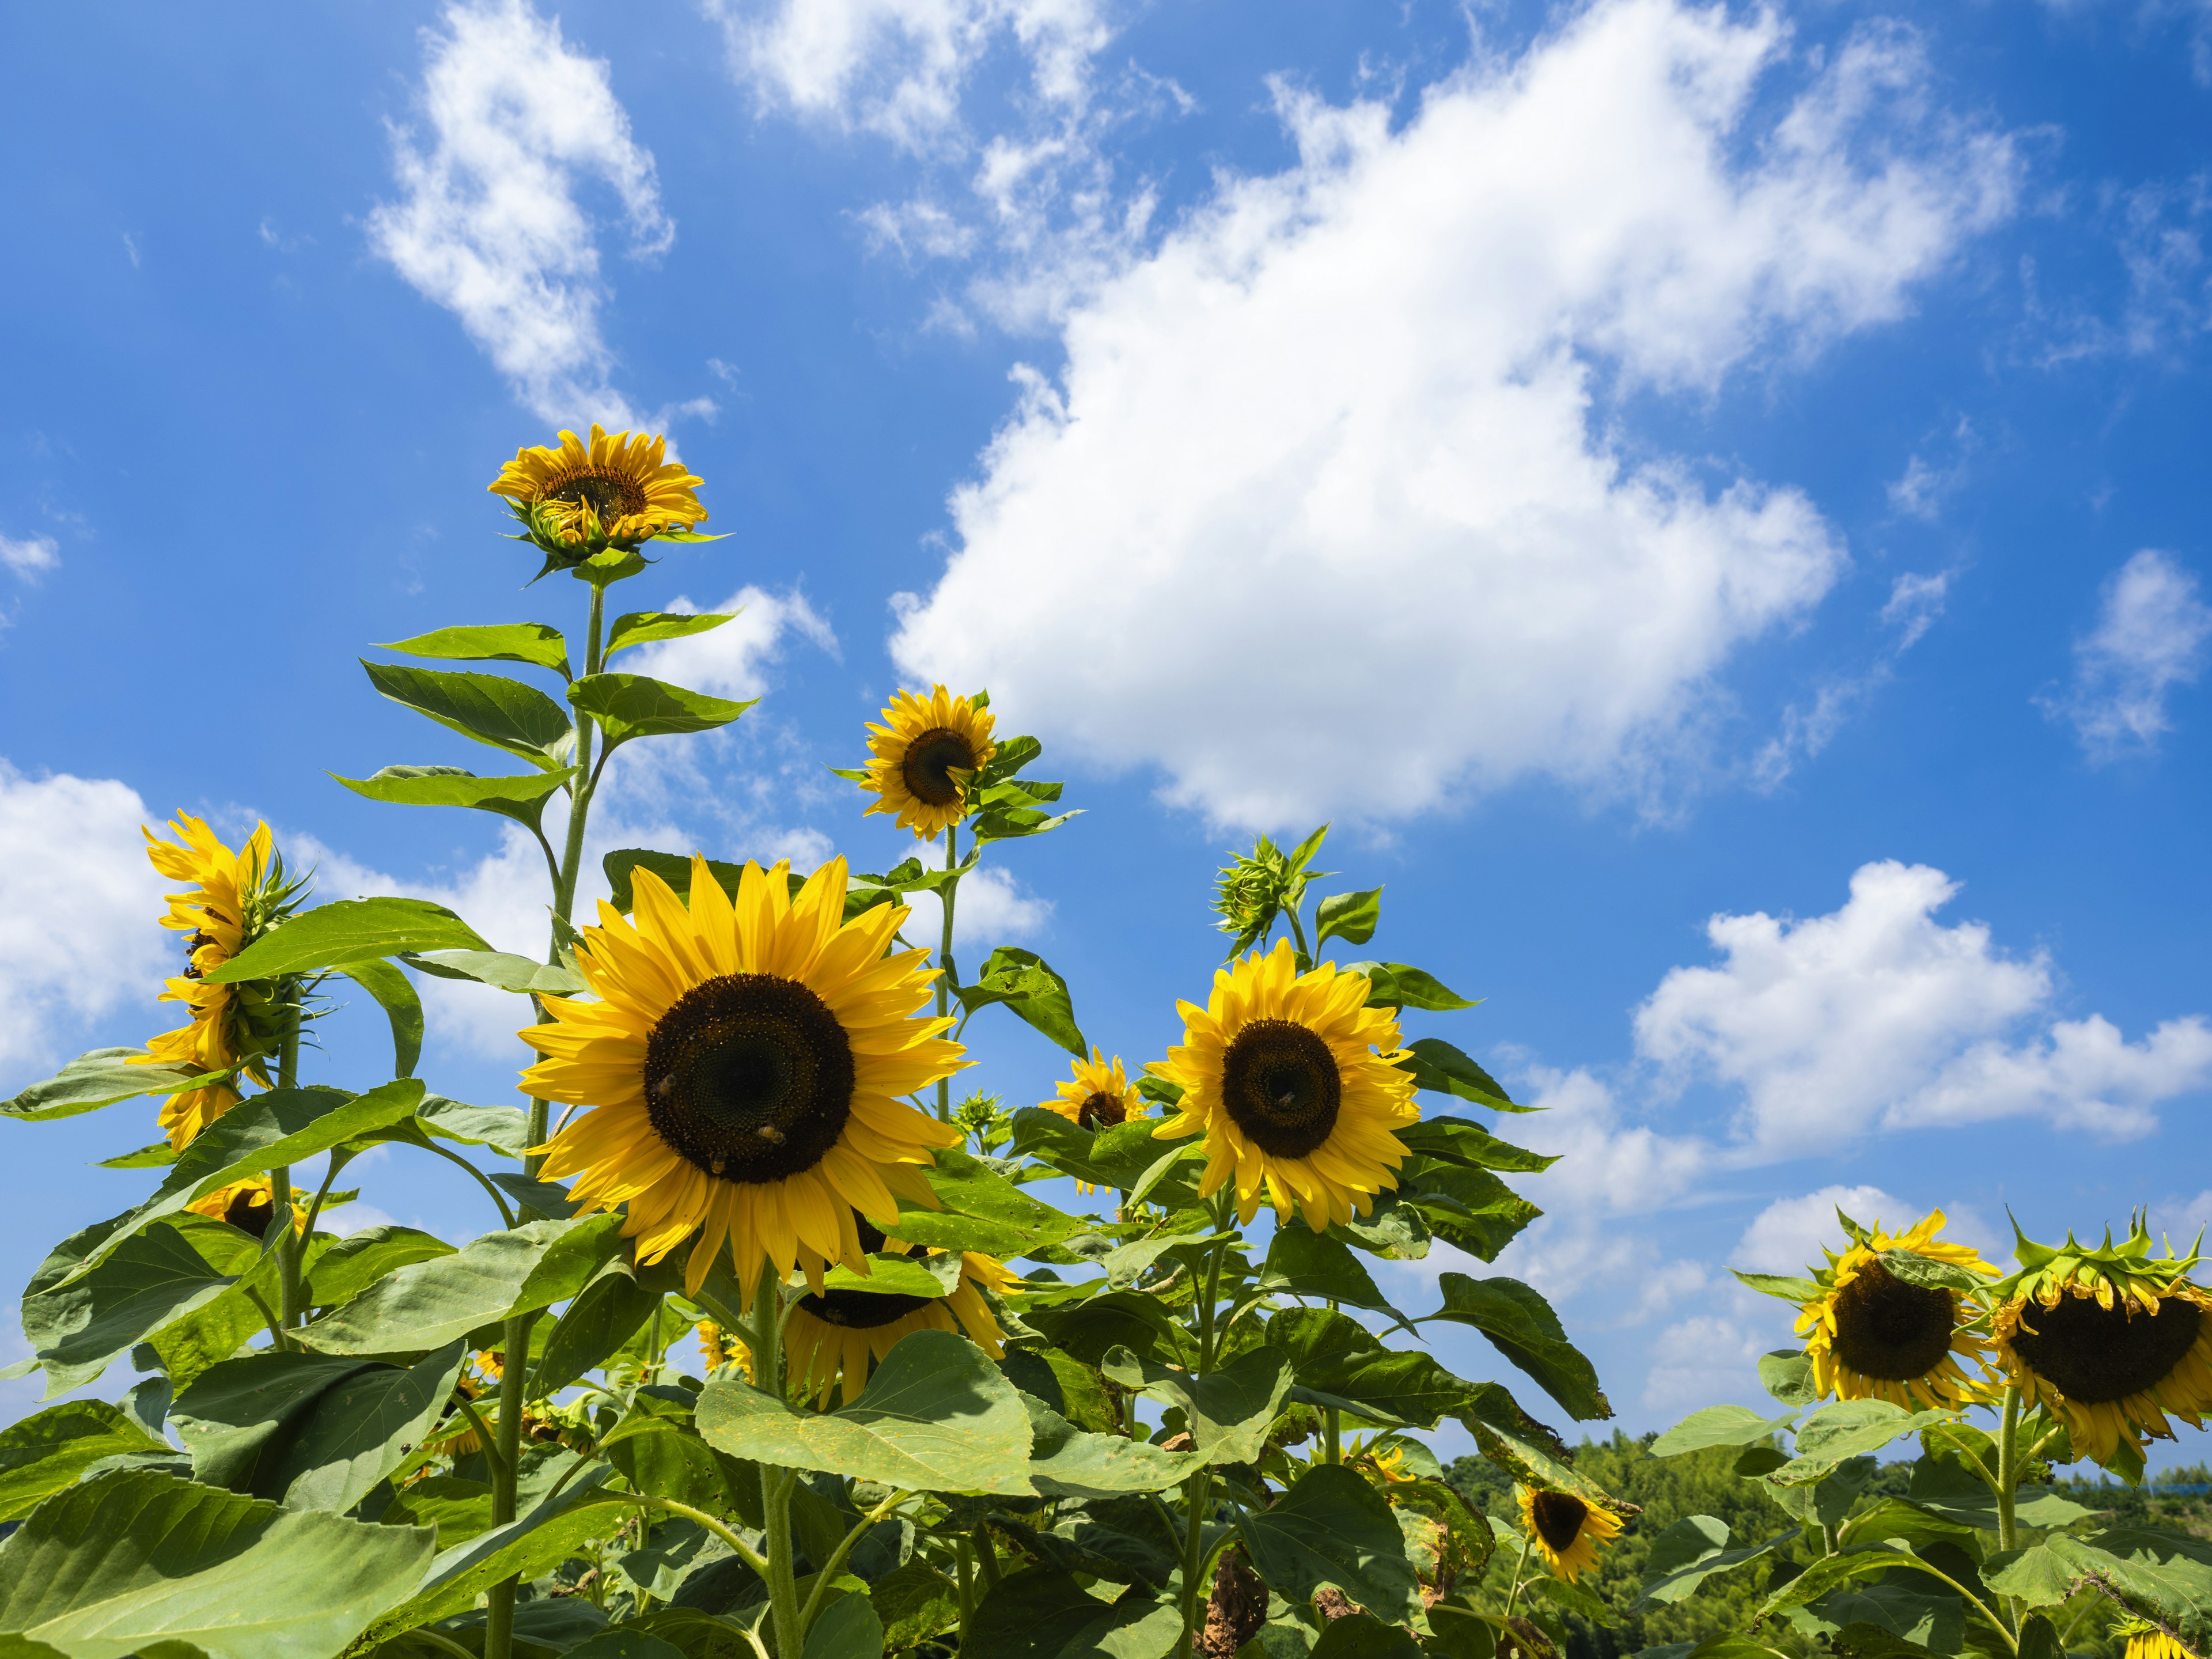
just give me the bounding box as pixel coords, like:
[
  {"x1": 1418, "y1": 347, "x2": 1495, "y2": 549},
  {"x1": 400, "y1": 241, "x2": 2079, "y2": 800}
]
[
  {"x1": 1516, "y1": 1485, "x2": 1622, "y2": 1584},
  {"x1": 857, "y1": 686, "x2": 996, "y2": 840},
  {"x1": 2122, "y1": 1628, "x2": 2195, "y2": 1659},
  {"x1": 522, "y1": 855, "x2": 965, "y2": 1307},
  {"x1": 185, "y1": 1176, "x2": 306, "y2": 1237},
  {"x1": 1796, "y1": 1211, "x2": 1998, "y2": 1411},
  {"x1": 135, "y1": 815, "x2": 280, "y2": 1148},
  {"x1": 784, "y1": 1216, "x2": 1017, "y2": 1405},
  {"x1": 487, "y1": 424, "x2": 706, "y2": 549},
  {"x1": 1149, "y1": 939, "x2": 1418, "y2": 1230},
  {"x1": 1040, "y1": 1048, "x2": 1147, "y2": 1191}
]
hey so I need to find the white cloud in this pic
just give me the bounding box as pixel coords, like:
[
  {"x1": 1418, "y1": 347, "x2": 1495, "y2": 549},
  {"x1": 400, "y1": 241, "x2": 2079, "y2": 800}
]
[
  {"x1": 0, "y1": 763, "x2": 168, "y2": 1077},
  {"x1": 2042, "y1": 550, "x2": 2212, "y2": 762},
  {"x1": 899, "y1": 864, "x2": 1052, "y2": 952},
  {"x1": 1641, "y1": 1314, "x2": 1768, "y2": 1414},
  {"x1": 368, "y1": 0, "x2": 672, "y2": 426},
  {"x1": 889, "y1": 1, "x2": 2018, "y2": 830},
  {"x1": 1749, "y1": 570, "x2": 1950, "y2": 789},
  {"x1": 1734, "y1": 1184, "x2": 1906, "y2": 1276},
  {"x1": 620, "y1": 586, "x2": 839, "y2": 700},
  {"x1": 1881, "y1": 570, "x2": 1950, "y2": 649},
  {"x1": 0, "y1": 533, "x2": 59, "y2": 582}
]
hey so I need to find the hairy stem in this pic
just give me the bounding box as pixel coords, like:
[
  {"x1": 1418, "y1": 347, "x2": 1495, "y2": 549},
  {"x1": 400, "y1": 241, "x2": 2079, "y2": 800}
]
[
  {"x1": 1176, "y1": 1468, "x2": 1212, "y2": 1659},
  {"x1": 1996, "y1": 1383, "x2": 2024, "y2": 1633},
  {"x1": 1501, "y1": 1532, "x2": 1533, "y2": 1619}
]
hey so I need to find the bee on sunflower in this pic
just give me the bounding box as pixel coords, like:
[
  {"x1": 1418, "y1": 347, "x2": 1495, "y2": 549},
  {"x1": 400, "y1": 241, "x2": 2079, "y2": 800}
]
[
  {"x1": 134, "y1": 814, "x2": 305, "y2": 1149},
  {"x1": 488, "y1": 424, "x2": 708, "y2": 562},
  {"x1": 1793, "y1": 1210, "x2": 1999, "y2": 1412},
  {"x1": 856, "y1": 685, "x2": 996, "y2": 841},
  {"x1": 1990, "y1": 1219, "x2": 2212, "y2": 1467},
  {"x1": 522, "y1": 855, "x2": 966, "y2": 1308},
  {"x1": 185, "y1": 1176, "x2": 308, "y2": 1238},
  {"x1": 782, "y1": 1210, "x2": 1018, "y2": 1406},
  {"x1": 1148, "y1": 938, "x2": 1419, "y2": 1230},
  {"x1": 1515, "y1": 1484, "x2": 1623, "y2": 1584}
]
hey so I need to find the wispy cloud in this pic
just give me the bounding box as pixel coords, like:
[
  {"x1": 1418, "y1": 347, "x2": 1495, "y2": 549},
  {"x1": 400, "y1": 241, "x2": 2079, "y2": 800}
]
[
  {"x1": 2041, "y1": 548, "x2": 2212, "y2": 761},
  {"x1": 0, "y1": 533, "x2": 59, "y2": 583}
]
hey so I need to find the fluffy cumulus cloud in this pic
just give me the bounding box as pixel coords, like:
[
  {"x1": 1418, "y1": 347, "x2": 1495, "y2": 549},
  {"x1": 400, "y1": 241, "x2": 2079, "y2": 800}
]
[
  {"x1": 0, "y1": 763, "x2": 169, "y2": 1076},
  {"x1": 889, "y1": 0, "x2": 2020, "y2": 830},
  {"x1": 2041, "y1": 549, "x2": 2212, "y2": 762},
  {"x1": 368, "y1": 0, "x2": 673, "y2": 426},
  {"x1": 620, "y1": 586, "x2": 838, "y2": 700}
]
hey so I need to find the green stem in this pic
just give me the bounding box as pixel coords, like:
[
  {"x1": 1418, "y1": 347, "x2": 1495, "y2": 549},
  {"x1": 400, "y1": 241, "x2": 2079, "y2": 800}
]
[
  {"x1": 1888, "y1": 1555, "x2": 2018, "y2": 1655},
  {"x1": 935, "y1": 824, "x2": 960, "y2": 1122},
  {"x1": 746, "y1": 1261, "x2": 802, "y2": 1659},
  {"x1": 1996, "y1": 1383, "x2": 2023, "y2": 1633},
  {"x1": 271, "y1": 983, "x2": 306, "y2": 1334},
  {"x1": 548, "y1": 583, "x2": 607, "y2": 957},
  {"x1": 1501, "y1": 1532, "x2": 1533, "y2": 1618},
  {"x1": 451, "y1": 1397, "x2": 507, "y2": 1482},
  {"x1": 617, "y1": 1491, "x2": 772, "y2": 1580},
  {"x1": 798, "y1": 1491, "x2": 910, "y2": 1633},
  {"x1": 1286, "y1": 904, "x2": 1313, "y2": 968},
  {"x1": 410, "y1": 1628, "x2": 485, "y2": 1659},
  {"x1": 420, "y1": 1140, "x2": 518, "y2": 1228},
  {"x1": 482, "y1": 1309, "x2": 536, "y2": 1659},
  {"x1": 956, "y1": 1536, "x2": 974, "y2": 1651},
  {"x1": 974, "y1": 1521, "x2": 1001, "y2": 1592},
  {"x1": 1176, "y1": 1468, "x2": 1212, "y2": 1659}
]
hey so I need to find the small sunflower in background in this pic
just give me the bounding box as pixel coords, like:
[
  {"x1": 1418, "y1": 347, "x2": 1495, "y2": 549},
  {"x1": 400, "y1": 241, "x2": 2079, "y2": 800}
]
[
  {"x1": 696, "y1": 1320, "x2": 752, "y2": 1380},
  {"x1": 135, "y1": 813, "x2": 302, "y2": 1149},
  {"x1": 783, "y1": 1210, "x2": 1017, "y2": 1406},
  {"x1": 858, "y1": 686, "x2": 995, "y2": 840},
  {"x1": 487, "y1": 424, "x2": 707, "y2": 556},
  {"x1": 186, "y1": 1176, "x2": 307, "y2": 1238},
  {"x1": 524, "y1": 855, "x2": 965, "y2": 1306},
  {"x1": 1795, "y1": 1210, "x2": 1998, "y2": 1411},
  {"x1": 1040, "y1": 1050, "x2": 1146, "y2": 1191},
  {"x1": 1991, "y1": 1220, "x2": 2212, "y2": 1466},
  {"x1": 1149, "y1": 938, "x2": 1419, "y2": 1230},
  {"x1": 1516, "y1": 1484, "x2": 1623, "y2": 1584}
]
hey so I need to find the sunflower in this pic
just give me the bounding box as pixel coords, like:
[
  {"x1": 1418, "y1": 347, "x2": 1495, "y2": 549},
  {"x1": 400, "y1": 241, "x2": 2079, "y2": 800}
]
[
  {"x1": 696, "y1": 1320, "x2": 752, "y2": 1380},
  {"x1": 1516, "y1": 1485, "x2": 1622, "y2": 1584},
  {"x1": 1148, "y1": 939, "x2": 1419, "y2": 1231},
  {"x1": 1040, "y1": 1049, "x2": 1146, "y2": 1192},
  {"x1": 1794, "y1": 1210, "x2": 1998, "y2": 1411},
  {"x1": 857, "y1": 686, "x2": 996, "y2": 840},
  {"x1": 185, "y1": 1176, "x2": 306, "y2": 1237},
  {"x1": 1991, "y1": 1221, "x2": 2212, "y2": 1466},
  {"x1": 134, "y1": 815, "x2": 296, "y2": 1149},
  {"x1": 524, "y1": 855, "x2": 965, "y2": 1307},
  {"x1": 2120, "y1": 1626, "x2": 2196, "y2": 1659},
  {"x1": 487, "y1": 424, "x2": 706, "y2": 552},
  {"x1": 783, "y1": 1209, "x2": 1017, "y2": 1405}
]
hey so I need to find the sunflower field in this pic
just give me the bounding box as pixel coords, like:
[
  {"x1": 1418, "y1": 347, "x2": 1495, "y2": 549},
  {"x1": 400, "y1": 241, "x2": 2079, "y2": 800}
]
[{"x1": 2, "y1": 427, "x2": 2209, "y2": 1659}]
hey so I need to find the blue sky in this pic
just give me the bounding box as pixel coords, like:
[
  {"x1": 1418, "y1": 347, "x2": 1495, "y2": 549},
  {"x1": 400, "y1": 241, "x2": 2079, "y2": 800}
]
[{"x1": 5, "y1": 0, "x2": 2212, "y2": 1463}]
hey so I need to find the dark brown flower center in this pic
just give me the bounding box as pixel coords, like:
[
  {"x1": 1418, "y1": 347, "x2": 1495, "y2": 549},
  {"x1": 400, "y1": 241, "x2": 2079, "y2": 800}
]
[
  {"x1": 2010, "y1": 1289, "x2": 2204, "y2": 1404},
  {"x1": 547, "y1": 468, "x2": 647, "y2": 521},
  {"x1": 1830, "y1": 1261, "x2": 1958, "y2": 1381},
  {"x1": 643, "y1": 974, "x2": 854, "y2": 1183},
  {"x1": 1529, "y1": 1490, "x2": 1588, "y2": 1552},
  {"x1": 796, "y1": 1210, "x2": 937, "y2": 1330},
  {"x1": 1220, "y1": 1019, "x2": 1340, "y2": 1158},
  {"x1": 222, "y1": 1186, "x2": 274, "y2": 1237},
  {"x1": 900, "y1": 728, "x2": 977, "y2": 806},
  {"x1": 1077, "y1": 1090, "x2": 1127, "y2": 1131}
]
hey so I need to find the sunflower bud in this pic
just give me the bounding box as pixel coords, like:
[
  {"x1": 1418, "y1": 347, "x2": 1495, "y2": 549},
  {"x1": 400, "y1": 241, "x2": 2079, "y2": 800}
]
[{"x1": 1211, "y1": 827, "x2": 1330, "y2": 959}]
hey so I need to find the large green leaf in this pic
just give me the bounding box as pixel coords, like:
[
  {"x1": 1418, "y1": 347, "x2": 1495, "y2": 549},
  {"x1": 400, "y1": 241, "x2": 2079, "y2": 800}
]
[
  {"x1": 1292, "y1": 1347, "x2": 1486, "y2": 1432},
  {"x1": 606, "y1": 609, "x2": 734, "y2": 659},
  {"x1": 1308, "y1": 1615, "x2": 1422, "y2": 1659},
  {"x1": 1024, "y1": 1292, "x2": 1195, "y2": 1370},
  {"x1": 335, "y1": 959, "x2": 423, "y2": 1078},
  {"x1": 304, "y1": 1226, "x2": 458, "y2": 1308},
  {"x1": 171, "y1": 1342, "x2": 468, "y2": 1512},
  {"x1": 1986, "y1": 1528, "x2": 2212, "y2": 1639},
  {"x1": 1347, "y1": 965, "x2": 1477, "y2": 1013},
  {"x1": 1635, "y1": 1516, "x2": 1794, "y2": 1607},
  {"x1": 21, "y1": 1218, "x2": 248, "y2": 1395},
  {"x1": 869, "y1": 1562, "x2": 959, "y2": 1650},
  {"x1": 1770, "y1": 1401, "x2": 1953, "y2": 1486},
  {"x1": 891, "y1": 1148, "x2": 1089, "y2": 1259},
  {"x1": 298, "y1": 1213, "x2": 624, "y2": 1353},
  {"x1": 1314, "y1": 889, "x2": 1382, "y2": 950},
  {"x1": 0, "y1": 1404, "x2": 167, "y2": 1524},
  {"x1": 418, "y1": 1096, "x2": 533, "y2": 1158},
  {"x1": 0, "y1": 1467, "x2": 433, "y2": 1659},
  {"x1": 404, "y1": 949, "x2": 585, "y2": 996},
  {"x1": 1099, "y1": 1347, "x2": 1291, "y2": 1467},
  {"x1": 1395, "y1": 1118, "x2": 1554, "y2": 1172},
  {"x1": 695, "y1": 1328, "x2": 1034, "y2": 1495},
  {"x1": 567, "y1": 673, "x2": 754, "y2": 747},
  {"x1": 964, "y1": 1570, "x2": 1181, "y2": 1659},
  {"x1": 61, "y1": 1081, "x2": 426, "y2": 1282},
  {"x1": 1428, "y1": 1274, "x2": 1609, "y2": 1421},
  {"x1": 209, "y1": 902, "x2": 489, "y2": 983},
  {"x1": 800, "y1": 1590, "x2": 883, "y2": 1659},
  {"x1": 1259, "y1": 1229, "x2": 1402, "y2": 1320},
  {"x1": 604, "y1": 850, "x2": 748, "y2": 914},
  {"x1": 1753, "y1": 1546, "x2": 1921, "y2": 1619},
  {"x1": 380, "y1": 623, "x2": 571, "y2": 675},
  {"x1": 1392, "y1": 1039, "x2": 1529, "y2": 1112},
  {"x1": 953, "y1": 948, "x2": 1086, "y2": 1058},
  {"x1": 1395, "y1": 1160, "x2": 1540, "y2": 1262},
  {"x1": 529, "y1": 1257, "x2": 662, "y2": 1396},
  {"x1": 2, "y1": 1048, "x2": 219, "y2": 1123},
  {"x1": 1649, "y1": 1405, "x2": 1798, "y2": 1458},
  {"x1": 1021, "y1": 1397, "x2": 1199, "y2": 1499},
  {"x1": 1236, "y1": 1464, "x2": 1420, "y2": 1622},
  {"x1": 362, "y1": 660, "x2": 574, "y2": 771},
  {"x1": 330, "y1": 766, "x2": 574, "y2": 833}
]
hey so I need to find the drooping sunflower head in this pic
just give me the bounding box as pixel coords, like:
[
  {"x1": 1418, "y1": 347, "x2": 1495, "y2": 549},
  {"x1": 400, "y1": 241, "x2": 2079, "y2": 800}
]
[
  {"x1": 1515, "y1": 1484, "x2": 1623, "y2": 1585},
  {"x1": 185, "y1": 1176, "x2": 306, "y2": 1238},
  {"x1": 1793, "y1": 1209, "x2": 1999, "y2": 1412},
  {"x1": 1149, "y1": 938, "x2": 1419, "y2": 1232},
  {"x1": 488, "y1": 424, "x2": 707, "y2": 558},
  {"x1": 524, "y1": 855, "x2": 966, "y2": 1307},
  {"x1": 783, "y1": 1207, "x2": 1017, "y2": 1405},
  {"x1": 857, "y1": 686, "x2": 996, "y2": 840},
  {"x1": 1990, "y1": 1218, "x2": 2212, "y2": 1467}
]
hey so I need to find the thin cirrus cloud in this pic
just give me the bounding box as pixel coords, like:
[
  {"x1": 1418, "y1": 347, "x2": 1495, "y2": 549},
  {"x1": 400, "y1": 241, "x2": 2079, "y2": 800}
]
[
  {"x1": 888, "y1": 0, "x2": 2023, "y2": 831},
  {"x1": 367, "y1": 0, "x2": 674, "y2": 429},
  {"x1": 0, "y1": 533, "x2": 59, "y2": 582},
  {"x1": 2040, "y1": 548, "x2": 2212, "y2": 763}
]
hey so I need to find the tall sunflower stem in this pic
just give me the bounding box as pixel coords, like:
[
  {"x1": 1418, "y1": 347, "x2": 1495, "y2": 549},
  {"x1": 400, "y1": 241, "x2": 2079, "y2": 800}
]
[
  {"x1": 1995, "y1": 1384, "x2": 2023, "y2": 1632},
  {"x1": 1501, "y1": 1532, "x2": 1533, "y2": 1619},
  {"x1": 934, "y1": 824, "x2": 961, "y2": 1123},
  {"x1": 747, "y1": 1261, "x2": 803, "y2": 1659},
  {"x1": 955, "y1": 1536, "x2": 974, "y2": 1649},
  {"x1": 1175, "y1": 1466, "x2": 1213, "y2": 1659},
  {"x1": 271, "y1": 982, "x2": 306, "y2": 1336}
]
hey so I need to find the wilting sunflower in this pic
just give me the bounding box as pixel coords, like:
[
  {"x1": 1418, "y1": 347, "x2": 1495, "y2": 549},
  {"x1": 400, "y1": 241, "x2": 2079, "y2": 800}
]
[
  {"x1": 1991, "y1": 1221, "x2": 2212, "y2": 1465},
  {"x1": 857, "y1": 686, "x2": 996, "y2": 840},
  {"x1": 185, "y1": 1176, "x2": 305, "y2": 1237},
  {"x1": 1794, "y1": 1210, "x2": 1998, "y2": 1411},
  {"x1": 487, "y1": 424, "x2": 706, "y2": 553},
  {"x1": 1516, "y1": 1485, "x2": 1623, "y2": 1584},
  {"x1": 134, "y1": 815, "x2": 297, "y2": 1149},
  {"x1": 1149, "y1": 938, "x2": 1419, "y2": 1231},
  {"x1": 524, "y1": 855, "x2": 965, "y2": 1306},
  {"x1": 783, "y1": 1210, "x2": 1017, "y2": 1405}
]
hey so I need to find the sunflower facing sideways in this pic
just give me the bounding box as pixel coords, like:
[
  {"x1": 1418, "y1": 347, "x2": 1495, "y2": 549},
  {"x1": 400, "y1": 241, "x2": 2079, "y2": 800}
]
[
  {"x1": 1991, "y1": 1220, "x2": 2212, "y2": 1466},
  {"x1": 857, "y1": 685, "x2": 996, "y2": 840},
  {"x1": 487, "y1": 424, "x2": 707, "y2": 554},
  {"x1": 1516, "y1": 1484, "x2": 1623, "y2": 1584},
  {"x1": 783, "y1": 1209, "x2": 1018, "y2": 1405},
  {"x1": 1794, "y1": 1210, "x2": 1998, "y2": 1412},
  {"x1": 1149, "y1": 938, "x2": 1419, "y2": 1231},
  {"x1": 522, "y1": 855, "x2": 966, "y2": 1306},
  {"x1": 186, "y1": 1176, "x2": 306, "y2": 1238}
]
